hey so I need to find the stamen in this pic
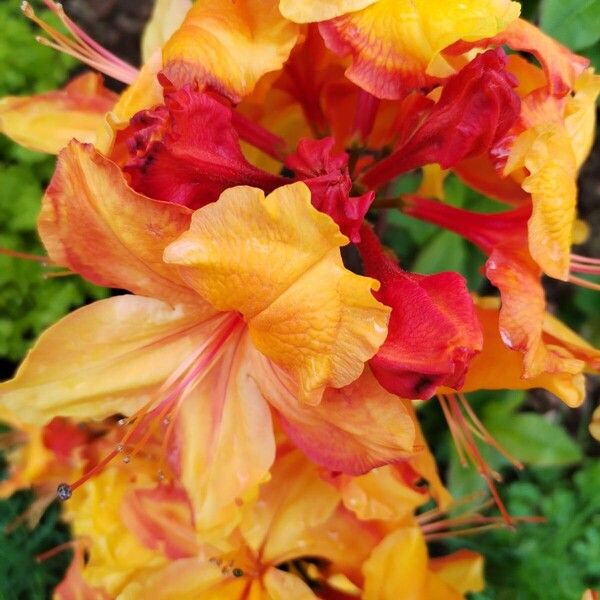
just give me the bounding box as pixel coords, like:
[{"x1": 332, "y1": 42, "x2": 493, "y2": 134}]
[
  {"x1": 22, "y1": 0, "x2": 139, "y2": 85},
  {"x1": 58, "y1": 315, "x2": 242, "y2": 500},
  {"x1": 571, "y1": 253, "x2": 600, "y2": 265},
  {"x1": 568, "y1": 274, "x2": 600, "y2": 292},
  {"x1": 36, "y1": 540, "x2": 77, "y2": 562},
  {"x1": 438, "y1": 393, "x2": 515, "y2": 527},
  {"x1": 0, "y1": 247, "x2": 50, "y2": 264}
]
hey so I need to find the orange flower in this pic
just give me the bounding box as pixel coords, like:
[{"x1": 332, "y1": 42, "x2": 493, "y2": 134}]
[{"x1": 0, "y1": 142, "x2": 419, "y2": 538}]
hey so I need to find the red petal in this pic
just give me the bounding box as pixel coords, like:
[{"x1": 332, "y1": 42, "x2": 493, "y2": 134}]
[
  {"x1": 286, "y1": 137, "x2": 373, "y2": 242},
  {"x1": 120, "y1": 86, "x2": 285, "y2": 208},
  {"x1": 358, "y1": 226, "x2": 482, "y2": 399},
  {"x1": 362, "y1": 49, "x2": 520, "y2": 189}
]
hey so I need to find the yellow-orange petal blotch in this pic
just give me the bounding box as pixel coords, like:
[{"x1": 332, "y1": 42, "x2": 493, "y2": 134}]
[
  {"x1": 505, "y1": 124, "x2": 577, "y2": 281},
  {"x1": 39, "y1": 141, "x2": 199, "y2": 306},
  {"x1": 164, "y1": 182, "x2": 390, "y2": 403},
  {"x1": 319, "y1": 0, "x2": 520, "y2": 99},
  {"x1": 162, "y1": 0, "x2": 300, "y2": 103},
  {"x1": 279, "y1": 0, "x2": 378, "y2": 23},
  {"x1": 0, "y1": 72, "x2": 116, "y2": 154}
]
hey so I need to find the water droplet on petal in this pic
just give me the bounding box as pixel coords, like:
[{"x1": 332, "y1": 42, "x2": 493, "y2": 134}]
[
  {"x1": 122, "y1": 454, "x2": 131, "y2": 464},
  {"x1": 232, "y1": 568, "x2": 244, "y2": 577},
  {"x1": 56, "y1": 483, "x2": 72, "y2": 501}
]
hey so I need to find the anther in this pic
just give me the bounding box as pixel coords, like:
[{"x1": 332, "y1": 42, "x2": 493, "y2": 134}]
[{"x1": 56, "y1": 482, "x2": 72, "y2": 501}]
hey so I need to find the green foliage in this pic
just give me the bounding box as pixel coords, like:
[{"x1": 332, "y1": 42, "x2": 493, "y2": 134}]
[
  {"x1": 463, "y1": 460, "x2": 600, "y2": 600},
  {"x1": 0, "y1": 491, "x2": 72, "y2": 600},
  {"x1": 539, "y1": 0, "x2": 600, "y2": 51}
]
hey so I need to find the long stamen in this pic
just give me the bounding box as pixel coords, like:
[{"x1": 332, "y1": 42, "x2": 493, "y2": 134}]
[
  {"x1": 568, "y1": 274, "x2": 600, "y2": 291},
  {"x1": 0, "y1": 247, "x2": 50, "y2": 264},
  {"x1": 57, "y1": 315, "x2": 242, "y2": 499},
  {"x1": 571, "y1": 253, "x2": 600, "y2": 265},
  {"x1": 21, "y1": 1, "x2": 139, "y2": 85},
  {"x1": 438, "y1": 393, "x2": 514, "y2": 527}
]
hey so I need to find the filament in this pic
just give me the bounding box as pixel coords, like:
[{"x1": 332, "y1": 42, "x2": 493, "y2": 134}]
[{"x1": 22, "y1": 1, "x2": 139, "y2": 85}]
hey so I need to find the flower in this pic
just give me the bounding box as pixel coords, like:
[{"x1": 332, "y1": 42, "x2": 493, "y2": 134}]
[{"x1": 0, "y1": 142, "x2": 420, "y2": 538}]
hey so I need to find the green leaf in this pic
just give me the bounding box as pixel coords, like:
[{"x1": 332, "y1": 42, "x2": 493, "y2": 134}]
[
  {"x1": 487, "y1": 413, "x2": 583, "y2": 467},
  {"x1": 412, "y1": 230, "x2": 467, "y2": 274},
  {"x1": 540, "y1": 0, "x2": 600, "y2": 50}
]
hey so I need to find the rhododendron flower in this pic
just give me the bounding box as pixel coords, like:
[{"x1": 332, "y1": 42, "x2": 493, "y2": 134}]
[{"x1": 0, "y1": 141, "x2": 425, "y2": 537}]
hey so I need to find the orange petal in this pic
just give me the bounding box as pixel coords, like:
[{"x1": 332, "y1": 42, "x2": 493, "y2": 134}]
[
  {"x1": 39, "y1": 141, "x2": 199, "y2": 305},
  {"x1": 262, "y1": 568, "x2": 321, "y2": 599},
  {"x1": 258, "y1": 361, "x2": 416, "y2": 474},
  {"x1": 362, "y1": 526, "x2": 428, "y2": 600},
  {"x1": 172, "y1": 331, "x2": 275, "y2": 538},
  {"x1": 0, "y1": 72, "x2": 116, "y2": 154},
  {"x1": 141, "y1": 0, "x2": 192, "y2": 62},
  {"x1": 121, "y1": 485, "x2": 199, "y2": 559},
  {"x1": 429, "y1": 550, "x2": 485, "y2": 596},
  {"x1": 319, "y1": 0, "x2": 520, "y2": 99},
  {"x1": 162, "y1": 0, "x2": 299, "y2": 102},
  {"x1": 279, "y1": 0, "x2": 378, "y2": 23},
  {"x1": 164, "y1": 182, "x2": 389, "y2": 403},
  {"x1": 505, "y1": 124, "x2": 577, "y2": 280},
  {"x1": 461, "y1": 298, "x2": 587, "y2": 407},
  {"x1": 0, "y1": 295, "x2": 219, "y2": 423}
]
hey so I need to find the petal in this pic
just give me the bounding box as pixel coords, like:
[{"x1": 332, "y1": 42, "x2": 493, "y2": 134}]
[
  {"x1": 141, "y1": 0, "x2": 192, "y2": 62},
  {"x1": 279, "y1": 0, "x2": 378, "y2": 23},
  {"x1": 172, "y1": 332, "x2": 276, "y2": 538},
  {"x1": 39, "y1": 141, "x2": 199, "y2": 305},
  {"x1": 55, "y1": 543, "x2": 110, "y2": 600},
  {"x1": 262, "y1": 568, "x2": 321, "y2": 600},
  {"x1": 121, "y1": 87, "x2": 284, "y2": 208},
  {"x1": 361, "y1": 48, "x2": 520, "y2": 189},
  {"x1": 461, "y1": 299, "x2": 587, "y2": 407},
  {"x1": 362, "y1": 527, "x2": 428, "y2": 600},
  {"x1": 162, "y1": 0, "x2": 300, "y2": 102},
  {"x1": 590, "y1": 405, "x2": 600, "y2": 443},
  {"x1": 164, "y1": 183, "x2": 389, "y2": 402},
  {"x1": 319, "y1": 0, "x2": 520, "y2": 99},
  {"x1": 117, "y1": 560, "x2": 248, "y2": 600},
  {"x1": 429, "y1": 550, "x2": 485, "y2": 595},
  {"x1": 258, "y1": 360, "x2": 416, "y2": 474},
  {"x1": 505, "y1": 124, "x2": 577, "y2": 280},
  {"x1": 285, "y1": 137, "x2": 374, "y2": 242},
  {"x1": 0, "y1": 72, "x2": 116, "y2": 154},
  {"x1": 240, "y1": 449, "x2": 339, "y2": 564},
  {"x1": 120, "y1": 485, "x2": 199, "y2": 559},
  {"x1": 464, "y1": 19, "x2": 589, "y2": 97},
  {"x1": 0, "y1": 295, "x2": 219, "y2": 424},
  {"x1": 358, "y1": 226, "x2": 482, "y2": 400}
]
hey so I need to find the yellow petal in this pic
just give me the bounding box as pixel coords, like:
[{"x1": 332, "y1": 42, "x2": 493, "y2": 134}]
[
  {"x1": 0, "y1": 72, "x2": 116, "y2": 154},
  {"x1": 505, "y1": 123, "x2": 577, "y2": 280},
  {"x1": 429, "y1": 550, "x2": 485, "y2": 595},
  {"x1": 141, "y1": 0, "x2": 192, "y2": 62},
  {"x1": 39, "y1": 141, "x2": 198, "y2": 305},
  {"x1": 362, "y1": 526, "x2": 428, "y2": 600},
  {"x1": 175, "y1": 331, "x2": 276, "y2": 539},
  {"x1": 279, "y1": 0, "x2": 378, "y2": 23},
  {"x1": 590, "y1": 405, "x2": 600, "y2": 442},
  {"x1": 565, "y1": 69, "x2": 600, "y2": 169},
  {"x1": 164, "y1": 182, "x2": 389, "y2": 402},
  {"x1": 240, "y1": 449, "x2": 340, "y2": 565},
  {"x1": 262, "y1": 568, "x2": 321, "y2": 600},
  {"x1": 162, "y1": 0, "x2": 299, "y2": 102},
  {"x1": 117, "y1": 559, "x2": 248, "y2": 600},
  {"x1": 320, "y1": 0, "x2": 520, "y2": 99},
  {"x1": 0, "y1": 296, "x2": 219, "y2": 424}
]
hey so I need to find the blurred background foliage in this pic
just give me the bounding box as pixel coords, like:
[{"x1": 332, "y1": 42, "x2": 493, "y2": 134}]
[{"x1": 0, "y1": 0, "x2": 599, "y2": 598}]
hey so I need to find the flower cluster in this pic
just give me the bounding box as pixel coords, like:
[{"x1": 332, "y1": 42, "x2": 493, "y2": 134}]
[{"x1": 0, "y1": 0, "x2": 599, "y2": 598}]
